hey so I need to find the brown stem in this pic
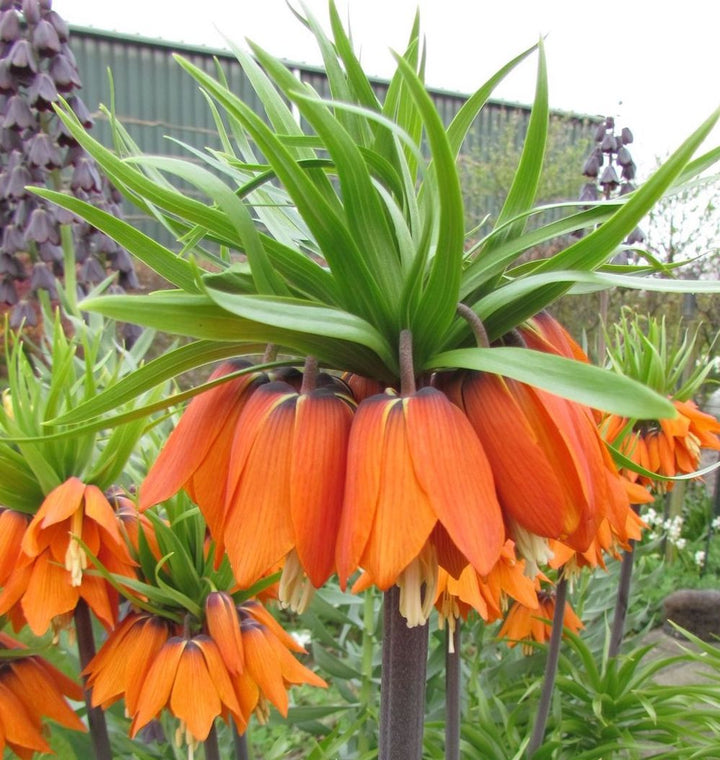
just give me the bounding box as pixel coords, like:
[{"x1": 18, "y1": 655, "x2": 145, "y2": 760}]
[
  {"x1": 204, "y1": 723, "x2": 220, "y2": 760},
  {"x1": 74, "y1": 600, "x2": 113, "y2": 760},
  {"x1": 379, "y1": 586, "x2": 429, "y2": 760},
  {"x1": 456, "y1": 303, "x2": 489, "y2": 348},
  {"x1": 300, "y1": 355, "x2": 318, "y2": 394},
  {"x1": 527, "y1": 577, "x2": 568, "y2": 758},
  {"x1": 445, "y1": 624, "x2": 461, "y2": 760},
  {"x1": 262, "y1": 344, "x2": 278, "y2": 363},
  {"x1": 399, "y1": 329, "x2": 416, "y2": 395}
]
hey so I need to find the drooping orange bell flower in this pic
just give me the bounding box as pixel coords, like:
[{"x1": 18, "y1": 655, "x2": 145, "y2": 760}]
[
  {"x1": 601, "y1": 398, "x2": 720, "y2": 491},
  {"x1": 0, "y1": 632, "x2": 86, "y2": 758},
  {"x1": 441, "y1": 370, "x2": 611, "y2": 553},
  {"x1": 83, "y1": 612, "x2": 177, "y2": 713},
  {"x1": 140, "y1": 361, "x2": 267, "y2": 541},
  {"x1": 498, "y1": 590, "x2": 583, "y2": 655},
  {"x1": 336, "y1": 387, "x2": 505, "y2": 613},
  {"x1": 0, "y1": 477, "x2": 136, "y2": 635},
  {"x1": 223, "y1": 380, "x2": 354, "y2": 590},
  {"x1": 435, "y1": 540, "x2": 539, "y2": 647}
]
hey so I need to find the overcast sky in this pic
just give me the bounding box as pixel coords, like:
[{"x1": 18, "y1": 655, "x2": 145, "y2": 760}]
[{"x1": 54, "y1": 0, "x2": 720, "y2": 176}]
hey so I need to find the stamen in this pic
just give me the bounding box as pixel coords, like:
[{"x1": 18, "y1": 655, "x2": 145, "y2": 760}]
[
  {"x1": 437, "y1": 591, "x2": 460, "y2": 653},
  {"x1": 397, "y1": 544, "x2": 438, "y2": 628},
  {"x1": 512, "y1": 524, "x2": 554, "y2": 579},
  {"x1": 279, "y1": 550, "x2": 315, "y2": 614},
  {"x1": 64, "y1": 508, "x2": 87, "y2": 587}
]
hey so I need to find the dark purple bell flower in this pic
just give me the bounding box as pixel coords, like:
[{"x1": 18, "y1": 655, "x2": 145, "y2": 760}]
[
  {"x1": 24, "y1": 130, "x2": 62, "y2": 168},
  {"x1": 27, "y1": 71, "x2": 58, "y2": 110},
  {"x1": 9, "y1": 298, "x2": 38, "y2": 328},
  {"x1": 2, "y1": 93, "x2": 35, "y2": 129},
  {"x1": 32, "y1": 18, "x2": 62, "y2": 56},
  {"x1": 1, "y1": 223, "x2": 26, "y2": 253},
  {"x1": 4, "y1": 162, "x2": 32, "y2": 197},
  {"x1": 30, "y1": 260, "x2": 57, "y2": 296},
  {"x1": 21, "y1": 0, "x2": 41, "y2": 24},
  {"x1": 67, "y1": 95, "x2": 92, "y2": 127},
  {"x1": 599, "y1": 164, "x2": 620, "y2": 188},
  {"x1": 0, "y1": 277, "x2": 18, "y2": 304},
  {"x1": 79, "y1": 254, "x2": 106, "y2": 284},
  {"x1": 0, "y1": 250, "x2": 24, "y2": 275},
  {"x1": 37, "y1": 240, "x2": 63, "y2": 263},
  {"x1": 7, "y1": 39, "x2": 37, "y2": 76},
  {"x1": 49, "y1": 52, "x2": 80, "y2": 91},
  {"x1": 0, "y1": 9, "x2": 20, "y2": 42},
  {"x1": 25, "y1": 205, "x2": 60, "y2": 244},
  {"x1": 46, "y1": 10, "x2": 69, "y2": 42},
  {"x1": 71, "y1": 156, "x2": 102, "y2": 192},
  {"x1": 0, "y1": 59, "x2": 17, "y2": 93}
]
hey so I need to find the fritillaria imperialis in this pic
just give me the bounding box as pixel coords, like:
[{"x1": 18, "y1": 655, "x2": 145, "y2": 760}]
[{"x1": 22, "y1": 1, "x2": 720, "y2": 757}]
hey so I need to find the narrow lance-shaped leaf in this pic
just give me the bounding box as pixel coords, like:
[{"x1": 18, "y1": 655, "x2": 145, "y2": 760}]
[
  {"x1": 31, "y1": 188, "x2": 200, "y2": 292},
  {"x1": 426, "y1": 346, "x2": 676, "y2": 419}
]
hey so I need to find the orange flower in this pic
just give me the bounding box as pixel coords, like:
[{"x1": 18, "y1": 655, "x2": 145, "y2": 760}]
[
  {"x1": 0, "y1": 632, "x2": 86, "y2": 758},
  {"x1": 435, "y1": 541, "x2": 538, "y2": 646},
  {"x1": 498, "y1": 590, "x2": 583, "y2": 655},
  {"x1": 86, "y1": 597, "x2": 325, "y2": 744},
  {"x1": 140, "y1": 361, "x2": 266, "y2": 541},
  {"x1": 130, "y1": 635, "x2": 242, "y2": 744},
  {"x1": 336, "y1": 387, "x2": 505, "y2": 623},
  {"x1": 441, "y1": 370, "x2": 614, "y2": 554},
  {"x1": 84, "y1": 612, "x2": 176, "y2": 713},
  {"x1": 601, "y1": 398, "x2": 720, "y2": 491},
  {"x1": 223, "y1": 380, "x2": 354, "y2": 591},
  {"x1": 0, "y1": 477, "x2": 136, "y2": 635}
]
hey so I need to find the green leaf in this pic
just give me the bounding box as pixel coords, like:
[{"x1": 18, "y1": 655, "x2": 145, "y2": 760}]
[
  {"x1": 124, "y1": 155, "x2": 288, "y2": 296},
  {"x1": 425, "y1": 346, "x2": 676, "y2": 418},
  {"x1": 204, "y1": 287, "x2": 397, "y2": 371},
  {"x1": 30, "y1": 188, "x2": 200, "y2": 293},
  {"x1": 391, "y1": 54, "x2": 465, "y2": 358},
  {"x1": 486, "y1": 40, "x2": 548, "y2": 247},
  {"x1": 50, "y1": 340, "x2": 260, "y2": 425}
]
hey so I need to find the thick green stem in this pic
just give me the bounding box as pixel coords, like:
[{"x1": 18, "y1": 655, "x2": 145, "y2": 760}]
[
  {"x1": 527, "y1": 577, "x2": 568, "y2": 758},
  {"x1": 74, "y1": 600, "x2": 112, "y2": 760},
  {"x1": 379, "y1": 586, "x2": 429, "y2": 760},
  {"x1": 445, "y1": 624, "x2": 461, "y2": 760}
]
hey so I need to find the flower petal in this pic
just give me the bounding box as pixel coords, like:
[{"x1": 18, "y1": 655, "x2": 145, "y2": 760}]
[{"x1": 291, "y1": 390, "x2": 353, "y2": 587}]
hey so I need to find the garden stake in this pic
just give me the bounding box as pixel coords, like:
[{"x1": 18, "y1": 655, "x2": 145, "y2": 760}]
[
  {"x1": 527, "y1": 576, "x2": 568, "y2": 757},
  {"x1": 74, "y1": 600, "x2": 113, "y2": 760},
  {"x1": 233, "y1": 724, "x2": 250, "y2": 760}
]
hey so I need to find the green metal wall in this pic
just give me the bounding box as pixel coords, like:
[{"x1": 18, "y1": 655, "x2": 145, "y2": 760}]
[{"x1": 68, "y1": 26, "x2": 595, "y2": 247}]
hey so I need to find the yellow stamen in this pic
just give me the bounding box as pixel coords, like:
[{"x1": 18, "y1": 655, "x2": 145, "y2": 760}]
[
  {"x1": 512, "y1": 524, "x2": 554, "y2": 579},
  {"x1": 397, "y1": 544, "x2": 438, "y2": 628},
  {"x1": 437, "y1": 591, "x2": 460, "y2": 653},
  {"x1": 64, "y1": 509, "x2": 87, "y2": 587},
  {"x1": 279, "y1": 549, "x2": 315, "y2": 614},
  {"x1": 255, "y1": 695, "x2": 270, "y2": 725}
]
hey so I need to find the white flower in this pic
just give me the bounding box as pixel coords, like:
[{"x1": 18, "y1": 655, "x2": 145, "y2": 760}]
[
  {"x1": 712, "y1": 516, "x2": 720, "y2": 532},
  {"x1": 675, "y1": 537, "x2": 687, "y2": 551},
  {"x1": 694, "y1": 550, "x2": 707, "y2": 568}
]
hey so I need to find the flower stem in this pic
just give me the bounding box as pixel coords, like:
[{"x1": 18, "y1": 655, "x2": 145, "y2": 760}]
[
  {"x1": 609, "y1": 538, "x2": 636, "y2": 657},
  {"x1": 74, "y1": 600, "x2": 112, "y2": 760},
  {"x1": 379, "y1": 585, "x2": 429, "y2": 760},
  {"x1": 527, "y1": 577, "x2": 568, "y2": 758},
  {"x1": 456, "y1": 303, "x2": 489, "y2": 348},
  {"x1": 232, "y1": 725, "x2": 250, "y2": 760},
  {"x1": 358, "y1": 589, "x2": 376, "y2": 756},
  {"x1": 399, "y1": 329, "x2": 416, "y2": 395},
  {"x1": 445, "y1": 624, "x2": 461, "y2": 760},
  {"x1": 204, "y1": 724, "x2": 220, "y2": 760}
]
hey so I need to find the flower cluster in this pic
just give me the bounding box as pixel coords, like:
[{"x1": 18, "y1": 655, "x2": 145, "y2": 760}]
[
  {"x1": 141, "y1": 314, "x2": 647, "y2": 637},
  {"x1": 0, "y1": 0, "x2": 137, "y2": 339},
  {"x1": 84, "y1": 594, "x2": 325, "y2": 747},
  {"x1": 0, "y1": 631, "x2": 86, "y2": 758}
]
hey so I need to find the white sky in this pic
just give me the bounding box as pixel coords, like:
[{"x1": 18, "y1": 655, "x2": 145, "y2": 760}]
[{"x1": 54, "y1": 0, "x2": 720, "y2": 177}]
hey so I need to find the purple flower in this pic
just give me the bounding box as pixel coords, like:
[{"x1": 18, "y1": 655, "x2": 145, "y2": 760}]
[{"x1": 27, "y1": 71, "x2": 58, "y2": 110}]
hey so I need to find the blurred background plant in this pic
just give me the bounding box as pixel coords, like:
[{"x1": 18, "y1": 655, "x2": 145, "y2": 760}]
[{"x1": 0, "y1": 0, "x2": 138, "y2": 358}]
